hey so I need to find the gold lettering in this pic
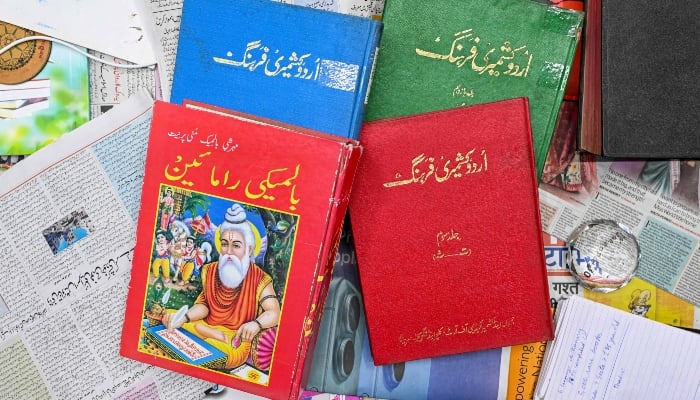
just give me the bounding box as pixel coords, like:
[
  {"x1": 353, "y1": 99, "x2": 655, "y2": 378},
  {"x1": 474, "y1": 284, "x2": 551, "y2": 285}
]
[
  {"x1": 397, "y1": 316, "x2": 516, "y2": 345},
  {"x1": 416, "y1": 28, "x2": 532, "y2": 79},
  {"x1": 213, "y1": 40, "x2": 320, "y2": 82},
  {"x1": 244, "y1": 164, "x2": 301, "y2": 210},
  {"x1": 384, "y1": 149, "x2": 488, "y2": 188}
]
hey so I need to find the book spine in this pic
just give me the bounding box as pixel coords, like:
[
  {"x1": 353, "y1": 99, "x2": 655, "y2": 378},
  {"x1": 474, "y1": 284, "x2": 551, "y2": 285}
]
[
  {"x1": 0, "y1": 86, "x2": 51, "y2": 102},
  {"x1": 578, "y1": 0, "x2": 602, "y2": 155},
  {"x1": 535, "y1": 7, "x2": 584, "y2": 181},
  {"x1": 289, "y1": 142, "x2": 362, "y2": 399},
  {"x1": 349, "y1": 20, "x2": 382, "y2": 140}
]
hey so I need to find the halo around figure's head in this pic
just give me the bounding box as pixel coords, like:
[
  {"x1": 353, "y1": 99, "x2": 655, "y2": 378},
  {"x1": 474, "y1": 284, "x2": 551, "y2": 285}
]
[{"x1": 214, "y1": 203, "x2": 262, "y2": 257}]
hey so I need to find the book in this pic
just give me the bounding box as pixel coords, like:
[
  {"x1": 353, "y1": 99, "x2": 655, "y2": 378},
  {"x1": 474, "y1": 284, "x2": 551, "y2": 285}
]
[
  {"x1": 581, "y1": 1, "x2": 700, "y2": 157},
  {"x1": 534, "y1": 295, "x2": 700, "y2": 399},
  {"x1": 0, "y1": 97, "x2": 49, "y2": 119},
  {"x1": 170, "y1": 0, "x2": 382, "y2": 139},
  {"x1": 577, "y1": 0, "x2": 602, "y2": 155},
  {"x1": 144, "y1": 325, "x2": 229, "y2": 369},
  {"x1": 363, "y1": 0, "x2": 583, "y2": 181},
  {"x1": 532, "y1": 0, "x2": 594, "y2": 194},
  {"x1": 0, "y1": 99, "x2": 28, "y2": 109},
  {"x1": 303, "y1": 230, "x2": 699, "y2": 399},
  {"x1": 305, "y1": 219, "x2": 515, "y2": 400},
  {"x1": 120, "y1": 100, "x2": 362, "y2": 399},
  {"x1": 0, "y1": 43, "x2": 89, "y2": 155},
  {"x1": 0, "y1": 80, "x2": 50, "y2": 102},
  {"x1": 0, "y1": 78, "x2": 50, "y2": 91},
  {"x1": 348, "y1": 98, "x2": 552, "y2": 365}
]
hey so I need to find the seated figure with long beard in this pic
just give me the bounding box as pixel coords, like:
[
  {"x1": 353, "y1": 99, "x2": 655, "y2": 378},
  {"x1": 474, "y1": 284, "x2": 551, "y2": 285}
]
[{"x1": 163, "y1": 203, "x2": 280, "y2": 371}]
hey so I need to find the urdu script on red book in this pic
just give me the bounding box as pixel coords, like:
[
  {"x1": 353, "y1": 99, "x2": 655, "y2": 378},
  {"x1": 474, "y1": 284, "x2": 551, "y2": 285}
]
[{"x1": 349, "y1": 98, "x2": 553, "y2": 365}]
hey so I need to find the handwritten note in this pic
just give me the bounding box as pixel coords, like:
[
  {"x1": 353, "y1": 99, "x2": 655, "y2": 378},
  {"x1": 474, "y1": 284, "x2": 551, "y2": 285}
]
[
  {"x1": 0, "y1": 0, "x2": 157, "y2": 65},
  {"x1": 535, "y1": 295, "x2": 700, "y2": 399}
]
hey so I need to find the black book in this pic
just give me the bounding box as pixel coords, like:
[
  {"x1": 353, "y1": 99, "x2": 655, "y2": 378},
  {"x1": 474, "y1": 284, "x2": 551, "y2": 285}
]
[{"x1": 600, "y1": 2, "x2": 700, "y2": 157}]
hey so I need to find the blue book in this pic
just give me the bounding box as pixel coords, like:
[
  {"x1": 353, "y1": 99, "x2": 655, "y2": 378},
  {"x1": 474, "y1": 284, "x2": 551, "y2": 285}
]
[{"x1": 171, "y1": 0, "x2": 382, "y2": 139}]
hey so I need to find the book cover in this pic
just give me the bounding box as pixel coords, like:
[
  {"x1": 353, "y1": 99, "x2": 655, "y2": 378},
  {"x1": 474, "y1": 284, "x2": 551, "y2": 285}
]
[
  {"x1": 0, "y1": 26, "x2": 89, "y2": 155},
  {"x1": 364, "y1": 0, "x2": 583, "y2": 181},
  {"x1": 170, "y1": 0, "x2": 382, "y2": 140},
  {"x1": 595, "y1": 2, "x2": 700, "y2": 157},
  {"x1": 120, "y1": 101, "x2": 362, "y2": 399},
  {"x1": 348, "y1": 98, "x2": 553, "y2": 365}
]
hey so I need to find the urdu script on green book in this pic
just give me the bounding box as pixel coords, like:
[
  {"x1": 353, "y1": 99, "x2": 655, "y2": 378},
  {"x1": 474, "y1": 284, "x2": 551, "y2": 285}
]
[{"x1": 365, "y1": 0, "x2": 584, "y2": 181}]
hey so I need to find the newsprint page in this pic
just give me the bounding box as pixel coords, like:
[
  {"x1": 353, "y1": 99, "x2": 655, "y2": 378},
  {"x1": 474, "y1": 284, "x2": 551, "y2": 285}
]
[
  {"x1": 0, "y1": 91, "x2": 211, "y2": 400},
  {"x1": 539, "y1": 157, "x2": 700, "y2": 307}
]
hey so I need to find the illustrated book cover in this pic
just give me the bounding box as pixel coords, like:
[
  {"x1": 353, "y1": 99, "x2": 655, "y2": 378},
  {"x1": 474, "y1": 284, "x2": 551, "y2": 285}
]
[
  {"x1": 348, "y1": 98, "x2": 553, "y2": 365},
  {"x1": 592, "y1": 2, "x2": 700, "y2": 157},
  {"x1": 120, "y1": 101, "x2": 362, "y2": 399},
  {"x1": 170, "y1": 0, "x2": 382, "y2": 140},
  {"x1": 363, "y1": 0, "x2": 583, "y2": 181},
  {"x1": 0, "y1": 20, "x2": 89, "y2": 155}
]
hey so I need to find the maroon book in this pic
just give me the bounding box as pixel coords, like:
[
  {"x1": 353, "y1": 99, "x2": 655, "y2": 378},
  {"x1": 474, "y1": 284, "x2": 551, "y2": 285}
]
[{"x1": 349, "y1": 98, "x2": 553, "y2": 365}]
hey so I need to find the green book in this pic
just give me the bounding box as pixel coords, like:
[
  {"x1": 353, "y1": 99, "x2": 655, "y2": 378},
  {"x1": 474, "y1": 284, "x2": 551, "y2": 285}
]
[{"x1": 365, "y1": 0, "x2": 583, "y2": 181}]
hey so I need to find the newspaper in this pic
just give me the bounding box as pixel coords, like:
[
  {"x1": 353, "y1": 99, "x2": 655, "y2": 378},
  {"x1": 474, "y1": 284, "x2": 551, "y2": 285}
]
[
  {"x1": 87, "y1": 0, "x2": 179, "y2": 118},
  {"x1": 0, "y1": 90, "x2": 210, "y2": 399},
  {"x1": 539, "y1": 155, "x2": 700, "y2": 307}
]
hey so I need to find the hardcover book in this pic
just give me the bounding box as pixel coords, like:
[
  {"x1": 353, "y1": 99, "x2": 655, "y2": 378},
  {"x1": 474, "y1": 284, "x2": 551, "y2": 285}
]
[
  {"x1": 586, "y1": 2, "x2": 700, "y2": 157},
  {"x1": 170, "y1": 0, "x2": 382, "y2": 140},
  {"x1": 348, "y1": 98, "x2": 553, "y2": 365},
  {"x1": 120, "y1": 101, "x2": 362, "y2": 399},
  {"x1": 363, "y1": 0, "x2": 583, "y2": 181}
]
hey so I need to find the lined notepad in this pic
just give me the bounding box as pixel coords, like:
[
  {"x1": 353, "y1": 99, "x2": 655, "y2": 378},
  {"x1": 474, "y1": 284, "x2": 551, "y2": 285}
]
[{"x1": 535, "y1": 295, "x2": 700, "y2": 399}]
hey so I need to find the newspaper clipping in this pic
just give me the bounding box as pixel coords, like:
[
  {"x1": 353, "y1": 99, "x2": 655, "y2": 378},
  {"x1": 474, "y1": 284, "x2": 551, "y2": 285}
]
[{"x1": 539, "y1": 156, "x2": 700, "y2": 307}]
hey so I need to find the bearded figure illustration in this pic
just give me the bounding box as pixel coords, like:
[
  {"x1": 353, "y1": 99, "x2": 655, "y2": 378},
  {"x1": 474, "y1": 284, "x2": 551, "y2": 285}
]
[{"x1": 162, "y1": 203, "x2": 280, "y2": 370}]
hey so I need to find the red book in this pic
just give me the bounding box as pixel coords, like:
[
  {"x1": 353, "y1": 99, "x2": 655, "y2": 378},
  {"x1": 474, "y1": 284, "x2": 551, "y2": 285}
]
[
  {"x1": 348, "y1": 98, "x2": 553, "y2": 365},
  {"x1": 120, "y1": 101, "x2": 361, "y2": 399}
]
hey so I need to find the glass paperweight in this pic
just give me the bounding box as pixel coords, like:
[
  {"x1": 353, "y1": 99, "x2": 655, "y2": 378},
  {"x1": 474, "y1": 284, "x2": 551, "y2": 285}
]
[{"x1": 566, "y1": 220, "x2": 640, "y2": 292}]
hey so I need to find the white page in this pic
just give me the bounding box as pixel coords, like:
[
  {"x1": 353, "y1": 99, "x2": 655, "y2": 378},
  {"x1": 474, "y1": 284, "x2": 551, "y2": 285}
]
[
  {"x1": 0, "y1": 0, "x2": 157, "y2": 66},
  {"x1": 535, "y1": 295, "x2": 700, "y2": 400}
]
